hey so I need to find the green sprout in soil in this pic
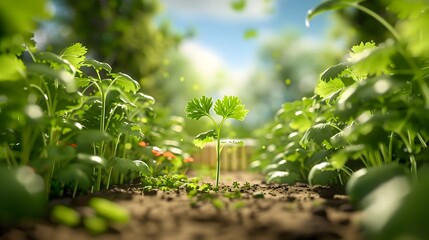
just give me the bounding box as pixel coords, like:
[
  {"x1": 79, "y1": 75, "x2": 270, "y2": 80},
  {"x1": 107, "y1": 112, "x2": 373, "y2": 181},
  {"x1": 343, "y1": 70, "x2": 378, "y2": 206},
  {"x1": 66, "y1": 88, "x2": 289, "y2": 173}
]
[{"x1": 185, "y1": 96, "x2": 249, "y2": 188}]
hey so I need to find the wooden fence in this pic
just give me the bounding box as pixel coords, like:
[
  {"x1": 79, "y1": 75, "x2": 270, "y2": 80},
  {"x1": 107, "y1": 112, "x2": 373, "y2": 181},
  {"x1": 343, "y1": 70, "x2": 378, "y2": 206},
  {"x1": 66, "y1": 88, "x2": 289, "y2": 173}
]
[{"x1": 191, "y1": 139, "x2": 256, "y2": 171}]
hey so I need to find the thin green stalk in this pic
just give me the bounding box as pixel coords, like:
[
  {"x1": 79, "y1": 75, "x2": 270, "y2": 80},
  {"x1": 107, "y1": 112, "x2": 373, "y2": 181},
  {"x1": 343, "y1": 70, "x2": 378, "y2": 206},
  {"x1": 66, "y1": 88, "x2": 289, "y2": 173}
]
[
  {"x1": 416, "y1": 133, "x2": 427, "y2": 148},
  {"x1": 398, "y1": 132, "x2": 418, "y2": 180},
  {"x1": 215, "y1": 129, "x2": 221, "y2": 188},
  {"x1": 72, "y1": 182, "x2": 79, "y2": 198},
  {"x1": 214, "y1": 118, "x2": 226, "y2": 188},
  {"x1": 95, "y1": 166, "x2": 102, "y2": 191},
  {"x1": 388, "y1": 132, "x2": 394, "y2": 162},
  {"x1": 113, "y1": 134, "x2": 122, "y2": 158},
  {"x1": 25, "y1": 45, "x2": 36, "y2": 62},
  {"x1": 350, "y1": 3, "x2": 401, "y2": 42},
  {"x1": 106, "y1": 167, "x2": 113, "y2": 190},
  {"x1": 45, "y1": 160, "x2": 56, "y2": 197}
]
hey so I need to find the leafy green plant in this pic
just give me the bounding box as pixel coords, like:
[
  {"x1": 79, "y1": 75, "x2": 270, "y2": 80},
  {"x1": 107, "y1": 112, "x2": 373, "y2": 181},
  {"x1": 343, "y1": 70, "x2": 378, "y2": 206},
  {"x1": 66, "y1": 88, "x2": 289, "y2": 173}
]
[
  {"x1": 253, "y1": 0, "x2": 429, "y2": 187},
  {"x1": 185, "y1": 96, "x2": 249, "y2": 188}
]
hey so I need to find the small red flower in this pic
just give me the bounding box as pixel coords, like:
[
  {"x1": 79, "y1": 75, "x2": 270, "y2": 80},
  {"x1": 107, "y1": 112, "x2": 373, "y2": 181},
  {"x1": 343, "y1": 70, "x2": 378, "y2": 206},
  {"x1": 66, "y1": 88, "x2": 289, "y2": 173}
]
[
  {"x1": 138, "y1": 141, "x2": 149, "y2": 147},
  {"x1": 151, "y1": 147, "x2": 163, "y2": 157},
  {"x1": 184, "y1": 157, "x2": 194, "y2": 163},
  {"x1": 163, "y1": 151, "x2": 176, "y2": 160},
  {"x1": 69, "y1": 143, "x2": 77, "y2": 148}
]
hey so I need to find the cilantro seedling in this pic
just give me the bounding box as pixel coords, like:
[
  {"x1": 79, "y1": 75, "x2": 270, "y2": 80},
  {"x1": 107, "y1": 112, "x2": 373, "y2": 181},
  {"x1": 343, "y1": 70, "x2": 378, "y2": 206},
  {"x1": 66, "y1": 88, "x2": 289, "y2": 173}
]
[{"x1": 185, "y1": 96, "x2": 249, "y2": 188}]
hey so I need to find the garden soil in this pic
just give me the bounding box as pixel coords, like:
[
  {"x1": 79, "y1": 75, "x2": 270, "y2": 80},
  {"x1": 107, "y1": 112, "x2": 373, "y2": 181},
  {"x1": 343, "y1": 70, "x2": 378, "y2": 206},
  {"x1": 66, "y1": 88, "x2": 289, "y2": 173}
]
[{"x1": 0, "y1": 172, "x2": 362, "y2": 240}]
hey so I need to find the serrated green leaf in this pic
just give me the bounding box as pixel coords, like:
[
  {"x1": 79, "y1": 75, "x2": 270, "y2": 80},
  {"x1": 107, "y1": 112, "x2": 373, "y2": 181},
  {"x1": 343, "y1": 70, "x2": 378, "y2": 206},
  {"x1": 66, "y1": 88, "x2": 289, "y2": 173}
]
[
  {"x1": 348, "y1": 41, "x2": 376, "y2": 61},
  {"x1": 231, "y1": 0, "x2": 246, "y2": 11},
  {"x1": 60, "y1": 43, "x2": 87, "y2": 70},
  {"x1": 348, "y1": 41, "x2": 395, "y2": 76},
  {"x1": 214, "y1": 96, "x2": 249, "y2": 121},
  {"x1": 193, "y1": 130, "x2": 216, "y2": 148},
  {"x1": 83, "y1": 59, "x2": 112, "y2": 72},
  {"x1": 306, "y1": 0, "x2": 364, "y2": 27},
  {"x1": 34, "y1": 52, "x2": 76, "y2": 75},
  {"x1": 185, "y1": 96, "x2": 213, "y2": 120},
  {"x1": 110, "y1": 72, "x2": 140, "y2": 93},
  {"x1": 315, "y1": 78, "x2": 345, "y2": 101},
  {"x1": 320, "y1": 63, "x2": 349, "y2": 82}
]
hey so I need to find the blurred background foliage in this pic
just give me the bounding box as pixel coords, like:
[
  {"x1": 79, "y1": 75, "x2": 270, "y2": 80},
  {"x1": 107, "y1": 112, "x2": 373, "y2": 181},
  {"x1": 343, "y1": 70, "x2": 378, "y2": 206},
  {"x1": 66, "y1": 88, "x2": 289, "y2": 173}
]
[
  {"x1": 1, "y1": 0, "x2": 402, "y2": 151},
  {"x1": 32, "y1": 0, "x2": 346, "y2": 138},
  {"x1": 6, "y1": 0, "x2": 398, "y2": 140}
]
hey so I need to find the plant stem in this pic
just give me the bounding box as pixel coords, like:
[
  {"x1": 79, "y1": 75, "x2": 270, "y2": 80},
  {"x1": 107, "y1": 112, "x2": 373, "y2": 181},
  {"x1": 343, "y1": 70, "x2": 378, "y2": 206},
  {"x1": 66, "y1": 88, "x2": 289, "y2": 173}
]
[
  {"x1": 95, "y1": 166, "x2": 102, "y2": 191},
  {"x1": 214, "y1": 118, "x2": 226, "y2": 188},
  {"x1": 215, "y1": 130, "x2": 221, "y2": 188},
  {"x1": 106, "y1": 167, "x2": 113, "y2": 190},
  {"x1": 398, "y1": 132, "x2": 418, "y2": 180},
  {"x1": 72, "y1": 182, "x2": 78, "y2": 198}
]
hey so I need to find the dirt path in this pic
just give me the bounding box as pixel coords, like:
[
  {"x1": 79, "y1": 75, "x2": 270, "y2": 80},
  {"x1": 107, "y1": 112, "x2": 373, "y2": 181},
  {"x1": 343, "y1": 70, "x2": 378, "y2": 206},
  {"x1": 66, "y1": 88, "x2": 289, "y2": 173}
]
[{"x1": 1, "y1": 172, "x2": 362, "y2": 240}]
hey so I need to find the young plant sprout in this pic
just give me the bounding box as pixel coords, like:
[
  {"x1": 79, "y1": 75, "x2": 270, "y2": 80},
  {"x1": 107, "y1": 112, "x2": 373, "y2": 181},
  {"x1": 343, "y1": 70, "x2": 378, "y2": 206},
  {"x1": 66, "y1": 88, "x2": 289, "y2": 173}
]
[{"x1": 185, "y1": 96, "x2": 249, "y2": 188}]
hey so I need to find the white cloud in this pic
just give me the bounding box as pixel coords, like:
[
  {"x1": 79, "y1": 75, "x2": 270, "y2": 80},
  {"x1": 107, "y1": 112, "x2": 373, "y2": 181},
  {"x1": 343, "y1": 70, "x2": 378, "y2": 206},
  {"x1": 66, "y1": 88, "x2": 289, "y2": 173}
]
[
  {"x1": 179, "y1": 40, "x2": 253, "y2": 96},
  {"x1": 180, "y1": 40, "x2": 225, "y2": 78},
  {"x1": 161, "y1": 0, "x2": 274, "y2": 21}
]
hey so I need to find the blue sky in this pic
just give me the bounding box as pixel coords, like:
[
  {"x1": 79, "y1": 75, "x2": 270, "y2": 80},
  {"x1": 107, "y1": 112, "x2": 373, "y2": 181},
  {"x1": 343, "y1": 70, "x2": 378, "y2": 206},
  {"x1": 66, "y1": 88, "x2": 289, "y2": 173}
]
[
  {"x1": 156, "y1": 0, "x2": 335, "y2": 127},
  {"x1": 159, "y1": 0, "x2": 330, "y2": 69}
]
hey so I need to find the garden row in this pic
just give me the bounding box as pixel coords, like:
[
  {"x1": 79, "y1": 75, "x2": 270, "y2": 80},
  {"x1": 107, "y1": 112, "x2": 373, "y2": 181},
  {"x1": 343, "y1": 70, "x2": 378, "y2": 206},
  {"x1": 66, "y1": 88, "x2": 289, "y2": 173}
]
[
  {"x1": 252, "y1": 0, "x2": 429, "y2": 238},
  {"x1": 0, "y1": 41, "x2": 191, "y2": 224}
]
